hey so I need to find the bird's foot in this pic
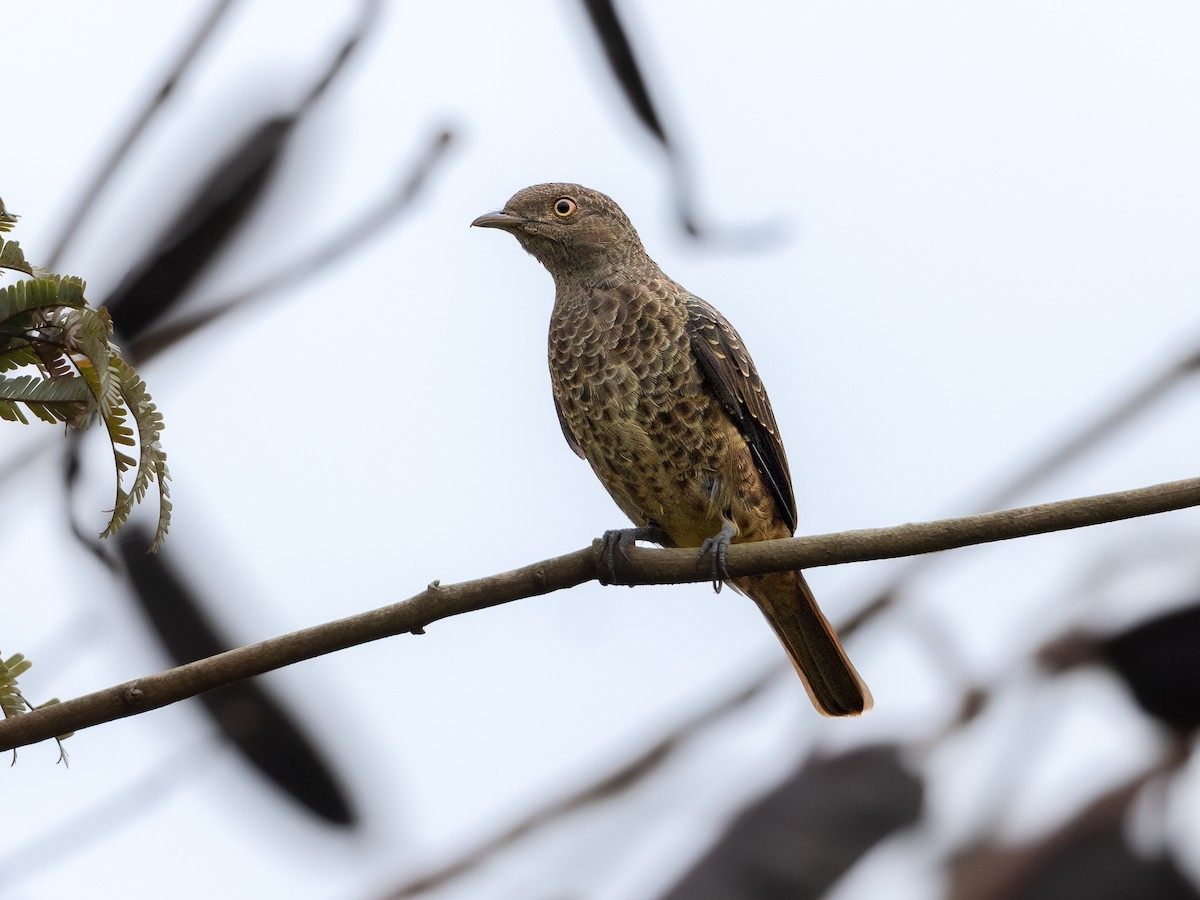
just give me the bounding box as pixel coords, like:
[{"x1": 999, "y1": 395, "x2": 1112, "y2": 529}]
[
  {"x1": 698, "y1": 520, "x2": 738, "y2": 593},
  {"x1": 598, "y1": 525, "x2": 671, "y2": 585}
]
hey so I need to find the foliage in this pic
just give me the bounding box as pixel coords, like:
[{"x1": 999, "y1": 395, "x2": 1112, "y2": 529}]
[
  {"x1": 0, "y1": 651, "x2": 69, "y2": 763},
  {"x1": 0, "y1": 200, "x2": 171, "y2": 550},
  {"x1": 0, "y1": 196, "x2": 16, "y2": 234}
]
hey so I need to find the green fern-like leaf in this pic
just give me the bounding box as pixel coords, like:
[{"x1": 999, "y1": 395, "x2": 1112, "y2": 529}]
[
  {"x1": 0, "y1": 215, "x2": 170, "y2": 550},
  {"x1": 0, "y1": 653, "x2": 71, "y2": 762},
  {"x1": 0, "y1": 238, "x2": 34, "y2": 277},
  {"x1": 105, "y1": 356, "x2": 172, "y2": 550},
  {"x1": 0, "y1": 197, "x2": 16, "y2": 235},
  {"x1": 46, "y1": 304, "x2": 172, "y2": 548},
  {"x1": 0, "y1": 372, "x2": 92, "y2": 426},
  {"x1": 0, "y1": 276, "x2": 88, "y2": 332},
  {"x1": 0, "y1": 652, "x2": 34, "y2": 719},
  {"x1": 0, "y1": 293, "x2": 173, "y2": 547},
  {"x1": 0, "y1": 343, "x2": 43, "y2": 373}
]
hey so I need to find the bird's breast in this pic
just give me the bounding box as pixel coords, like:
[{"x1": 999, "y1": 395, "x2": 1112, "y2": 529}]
[
  {"x1": 548, "y1": 281, "x2": 689, "y2": 423},
  {"x1": 547, "y1": 282, "x2": 737, "y2": 542}
]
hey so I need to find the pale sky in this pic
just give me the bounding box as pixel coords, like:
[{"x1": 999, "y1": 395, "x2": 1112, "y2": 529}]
[{"x1": 5, "y1": 2, "x2": 1200, "y2": 898}]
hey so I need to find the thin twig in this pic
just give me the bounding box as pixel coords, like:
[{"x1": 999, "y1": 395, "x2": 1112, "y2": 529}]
[
  {"x1": 46, "y1": 0, "x2": 239, "y2": 269},
  {"x1": 1, "y1": 474, "x2": 1198, "y2": 752}
]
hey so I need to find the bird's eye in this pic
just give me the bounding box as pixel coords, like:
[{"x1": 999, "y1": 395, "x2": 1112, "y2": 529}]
[{"x1": 553, "y1": 197, "x2": 577, "y2": 218}]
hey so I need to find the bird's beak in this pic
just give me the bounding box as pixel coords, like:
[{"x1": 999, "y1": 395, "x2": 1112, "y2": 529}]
[{"x1": 471, "y1": 210, "x2": 523, "y2": 230}]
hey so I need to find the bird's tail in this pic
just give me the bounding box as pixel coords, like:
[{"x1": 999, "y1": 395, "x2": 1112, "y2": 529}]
[{"x1": 735, "y1": 570, "x2": 872, "y2": 716}]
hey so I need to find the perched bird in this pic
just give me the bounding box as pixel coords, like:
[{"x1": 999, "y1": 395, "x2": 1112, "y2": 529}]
[{"x1": 472, "y1": 184, "x2": 871, "y2": 716}]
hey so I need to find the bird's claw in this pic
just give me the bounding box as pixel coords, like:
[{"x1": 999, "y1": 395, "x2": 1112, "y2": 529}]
[
  {"x1": 698, "y1": 522, "x2": 737, "y2": 593},
  {"x1": 599, "y1": 525, "x2": 669, "y2": 585}
]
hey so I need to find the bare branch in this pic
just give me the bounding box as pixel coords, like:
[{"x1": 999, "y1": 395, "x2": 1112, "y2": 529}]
[{"x1": 2, "y1": 474, "x2": 1198, "y2": 752}]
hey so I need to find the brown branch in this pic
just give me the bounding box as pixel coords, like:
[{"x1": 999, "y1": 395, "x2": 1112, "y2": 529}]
[{"x1": 3, "y1": 475, "x2": 1199, "y2": 753}]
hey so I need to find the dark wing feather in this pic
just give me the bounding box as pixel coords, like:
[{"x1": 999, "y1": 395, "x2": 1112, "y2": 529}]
[
  {"x1": 553, "y1": 390, "x2": 586, "y2": 459},
  {"x1": 684, "y1": 296, "x2": 798, "y2": 533}
]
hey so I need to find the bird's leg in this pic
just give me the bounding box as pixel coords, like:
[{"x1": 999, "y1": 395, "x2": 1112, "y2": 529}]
[
  {"x1": 599, "y1": 524, "x2": 671, "y2": 585},
  {"x1": 698, "y1": 519, "x2": 738, "y2": 593}
]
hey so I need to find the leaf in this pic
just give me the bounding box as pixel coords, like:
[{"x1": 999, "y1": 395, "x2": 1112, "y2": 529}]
[
  {"x1": 1100, "y1": 601, "x2": 1200, "y2": 735},
  {"x1": 0, "y1": 373, "x2": 92, "y2": 426},
  {"x1": 0, "y1": 275, "x2": 87, "y2": 325},
  {"x1": 105, "y1": 116, "x2": 295, "y2": 343},
  {"x1": 0, "y1": 197, "x2": 17, "y2": 234},
  {"x1": 1040, "y1": 602, "x2": 1200, "y2": 736},
  {"x1": 117, "y1": 529, "x2": 356, "y2": 825},
  {"x1": 0, "y1": 238, "x2": 34, "y2": 276},
  {"x1": 0, "y1": 222, "x2": 170, "y2": 549},
  {"x1": 660, "y1": 744, "x2": 923, "y2": 900},
  {"x1": 580, "y1": 0, "x2": 670, "y2": 150},
  {"x1": 95, "y1": 355, "x2": 171, "y2": 550},
  {"x1": 0, "y1": 652, "x2": 71, "y2": 762},
  {"x1": 949, "y1": 766, "x2": 1197, "y2": 900},
  {"x1": 0, "y1": 344, "x2": 41, "y2": 373},
  {"x1": 0, "y1": 652, "x2": 35, "y2": 718}
]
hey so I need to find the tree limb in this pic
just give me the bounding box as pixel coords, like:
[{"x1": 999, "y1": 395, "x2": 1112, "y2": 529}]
[
  {"x1": 847, "y1": 344, "x2": 1200, "y2": 630},
  {"x1": 3, "y1": 475, "x2": 1199, "y2": 752}
]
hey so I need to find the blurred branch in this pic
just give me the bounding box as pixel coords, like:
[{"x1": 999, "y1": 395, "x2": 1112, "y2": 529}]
[
  {"x1": 382, "y1": 663, "x2": 781, "y2": 899},
  {"x1": 845, "y1": 346, "x2": 1200, "y2": 633},
  {"x1": 132, "y1": 126, "x2": 455, "y2": 360},
  {"x1": 0, "y1": 2, "x2": 402, "y2": 500},
  {"x1": 580, "y1": 0, "x2": 669, "y2": 148},
  {"x1": 100, "y1": 0, "x2": 383, "y2": 346},
  {"x1": 1, "y1": 474, "x2": 1199, "y2": 751},
  {"x1": 978, "y1": 350, "x2": 1200, "y2": 511},
  {"x1": 660, "y1": 744, "x2": 923, "y2": 900},
  {"x1": 45, "y1": 0, "x2": 239, "y2": 269},
  {"x1": 947, "y1": 741, "x2": 1191, "y2": 900},
  {"x1": 111, "y1": 530, "x2": 355, "y2": 825},
  {"x1": 578, "y1": 0, "x2": 778, "y2": 244}
]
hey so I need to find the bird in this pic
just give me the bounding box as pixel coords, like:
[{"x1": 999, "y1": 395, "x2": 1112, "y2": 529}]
[{"x1": 472, "y1": 183, "x2": 871, "y2": 716}]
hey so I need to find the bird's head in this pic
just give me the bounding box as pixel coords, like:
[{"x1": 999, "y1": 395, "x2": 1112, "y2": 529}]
[{"x1": 472, "y1": 183, "x2": 648, "y2": 279}]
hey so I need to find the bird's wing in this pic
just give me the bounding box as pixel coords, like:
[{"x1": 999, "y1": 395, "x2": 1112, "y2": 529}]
[
  {"x1": 553, "y1": 390, "x2": 586, "y2": 459},
  {"x1": 684, "y1": 295, "x2": 798, "y2": 533}
]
